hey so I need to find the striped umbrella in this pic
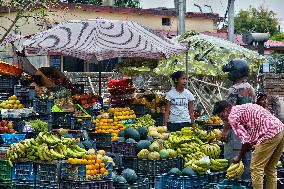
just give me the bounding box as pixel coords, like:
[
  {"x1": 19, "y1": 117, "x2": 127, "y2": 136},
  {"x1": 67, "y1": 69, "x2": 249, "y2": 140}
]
[{"x1": 23, "y1": 19, "x2": 187, "y2": 61}]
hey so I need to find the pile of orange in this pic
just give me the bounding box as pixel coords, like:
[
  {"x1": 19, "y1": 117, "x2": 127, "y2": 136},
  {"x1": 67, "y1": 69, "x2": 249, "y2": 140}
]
[
  {"x1": 68, "y1": 154, "x2": 108, "y2": 178},
  {"x1": 94, "y1": 107, "x2": 136, "y2": 141}
]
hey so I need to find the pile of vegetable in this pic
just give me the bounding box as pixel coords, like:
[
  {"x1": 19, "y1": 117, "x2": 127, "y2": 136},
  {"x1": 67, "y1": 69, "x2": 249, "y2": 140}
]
[{"x1": 25, "y1": 120, "x2": 48, "y2": 132}]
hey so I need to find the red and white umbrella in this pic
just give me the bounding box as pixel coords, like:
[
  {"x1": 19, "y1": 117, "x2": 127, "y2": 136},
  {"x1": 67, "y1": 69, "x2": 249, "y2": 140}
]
[{"x1": 23, "y1": 19, "x2": 187, "y2": 61}]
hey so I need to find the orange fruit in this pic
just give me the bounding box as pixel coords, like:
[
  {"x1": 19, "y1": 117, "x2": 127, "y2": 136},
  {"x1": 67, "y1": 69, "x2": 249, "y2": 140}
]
[
  {"x1": 104, "y1": 171, "x2": 109, "y2": 175},
  {"x1": 91, "y1": 155, "x2": 97, "y2": 160},
  {"x1": 68, "y1": 158, "x2": 74, "y2": 164},
  {"x1": 90, "y1": 170, "x2": 95, "y2": 175},
  {"x1": 100, "y1": 168, "x2": 106, "y2": 174},
  {"x1": 94, "y1": 163, "x2": 100, "y2": 170},
  {"x1": 86, "y1": 165, "x2": 91, "y2": 170},
  {"x1": 96, "y1": 159, "x2": 102, "y2": 164},
  {"x1": 93, "y1": 169, "x2": 98, "y2": 175},
  {"x1": 91, "y1": 160, "x2": 96, "y2": 164},
  {"x1": 86, "y1": 170, "x2": 91, "y2": 175},
  {"x1": 87, "y1": 160, "x2": 92, "y2": 165},
  {"x1": 100, "y1": 163, "x2": 105, "y2": 168}
]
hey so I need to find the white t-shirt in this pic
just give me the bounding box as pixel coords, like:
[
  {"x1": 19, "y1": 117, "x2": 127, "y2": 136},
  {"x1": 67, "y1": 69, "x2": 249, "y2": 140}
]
[{"x1": 165, "y1": 88, "x2": 195, "y2": 123}]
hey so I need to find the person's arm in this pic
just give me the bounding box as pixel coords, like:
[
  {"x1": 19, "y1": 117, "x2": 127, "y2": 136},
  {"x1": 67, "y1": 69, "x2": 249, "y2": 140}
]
[
  {"x1": 188, "y1": 101, "x2": 195, "y2": 130},
  {"x1": 164, "y1": 100, "x2": 171, "y2": 126},
  {"x1": 233, "y1": 143, "x2": 251, "y2": 163}
]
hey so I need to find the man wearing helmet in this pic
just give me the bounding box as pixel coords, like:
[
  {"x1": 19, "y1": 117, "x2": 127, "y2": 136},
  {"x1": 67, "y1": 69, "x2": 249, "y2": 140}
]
[{"x1": 221, "y1": 59, "x2": 256, "y2": 180}]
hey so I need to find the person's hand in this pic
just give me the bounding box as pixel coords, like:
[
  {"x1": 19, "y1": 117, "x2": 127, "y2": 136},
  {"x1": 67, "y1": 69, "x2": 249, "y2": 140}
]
[
  {"x1": 220, "y1": 131, "x2": 228, "y2": 143},
  {"x1": 232, "y1": 156, "x2": 241, "y2": 164}
]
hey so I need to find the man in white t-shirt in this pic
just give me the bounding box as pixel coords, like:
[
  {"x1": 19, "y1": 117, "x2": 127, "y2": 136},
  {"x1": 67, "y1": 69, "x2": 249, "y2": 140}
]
[{"x1": 164, "y1": 71, "x2": 195, "y2": 132}]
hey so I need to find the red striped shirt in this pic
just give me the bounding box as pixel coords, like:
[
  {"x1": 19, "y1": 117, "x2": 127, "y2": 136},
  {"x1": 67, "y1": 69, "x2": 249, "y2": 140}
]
[{"x1": 228, "y1": 103, "x2": 284, "y2": 145}]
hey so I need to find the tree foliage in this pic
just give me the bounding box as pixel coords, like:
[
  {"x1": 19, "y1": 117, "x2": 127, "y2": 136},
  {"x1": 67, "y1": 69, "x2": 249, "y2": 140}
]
[
  {"x1": 0, "y1": 0, "x2": 57, "y2": 44},
  {"x1": 234, "y1": 6, "x2": 280, "y2": 36},
  {"x1": 270, "y1": 33, "x2": 284, "y2": 42},
  {"x1": 114, "y1": 0, "x2": 140, "y2": 8}
]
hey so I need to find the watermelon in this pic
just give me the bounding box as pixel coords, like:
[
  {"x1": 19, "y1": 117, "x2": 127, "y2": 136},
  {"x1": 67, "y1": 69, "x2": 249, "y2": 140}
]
[
  {"x1": 124, "y1": 127, "x2": 140, "y2": 141},
  {"x1": 125, "y1": 138, "x2": 136, "y2": 143},
  {"x1": 168, "y1": 168, "x2": 182, "y2": 176},
  {"x1": 136, "y1": 140, "x2": 151, "y2": 151},
  {"x1": 159, "y1": 149, "x2": 170, "y2": 159},
  {"x1": 122, "y1": 168, "x2": 138, "y2": 183},
  {"x1": 118, "y1": 130, "x2": 125, "y2": 137},
  {"x1": 114, "y1": 176, "x2": 127, "y2": 183},
  {"x1": 182, "y1": 167, "x2": 196, "y2": 176},
  {"x1": 117, "y1": 137, "x2": 125, "y2": 142},
  {"x1": 137, "y1": 127, "x2": 148, "y2": 140},
  {"x1": 146, "y1": 135, "x2": 153, "y2": 142}
]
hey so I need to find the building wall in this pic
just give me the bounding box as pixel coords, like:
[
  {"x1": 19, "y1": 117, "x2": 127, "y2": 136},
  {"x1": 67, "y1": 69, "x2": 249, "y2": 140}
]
[{"x1": 0, "y1": 9, "x2": 216, "y2": 38}]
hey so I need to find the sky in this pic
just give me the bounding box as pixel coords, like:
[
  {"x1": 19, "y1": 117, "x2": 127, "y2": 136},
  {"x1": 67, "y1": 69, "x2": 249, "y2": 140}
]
[{"x1": 141, "y1": 0, "x2": 284, "y2": 32}]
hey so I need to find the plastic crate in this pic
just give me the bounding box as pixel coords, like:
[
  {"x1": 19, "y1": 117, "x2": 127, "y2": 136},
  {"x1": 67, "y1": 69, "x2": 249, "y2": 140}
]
[
  {"x1": 155, "y1": 173, "x2": 209, "y2": 189},
  {"x1": 208, "y1": 171, "x2": 226, "y2": 184},
  {"x1": 1, "y1": 134, "x2": 26, "y2": 145},
  {"x1": 0, "y1": 183, "x2": 12, "y2": 189},
  {"x1": 114, "y1": 177, "x2": 149, "y2": 189},
  {"x1": 12, "y1": 181, "x2": 35, "y2": 189},
  {"x1": 51, "y1": 112, "x2": 74, "y2": 129},
  {"x1": 14, "y1": 85, "x2": 35, "y2": 101},
  {"x1": 106, "y1": 152, "x2": 123, "y2": 170},
  {"x1": 60, "y1": 180, "x2": 113, "y2": 189},
  {"x1": 35, "y1": 162, "x2": 60, "y2": 189},
  {"x1": 121, "y1": 157, "x2": 138, "y2": 171},
  {"x1": 33, "y1": 99, "x2": 54, "y2": 115},
  {"x1": 0, "y1": 159, "x2": 12, "y2": 184},
  {"x1": 137, "y1": 158, "x2": 182, "y2": 176},
  {"x1": 22, "y1": 100, "x2": 33, "y2": 108},
  {"x1": 112, "y1": 141, "x2": 137, "y2": 157},
  {"x1": 88, "y1": 133, "x2": 112, "y2": 148},
  {"x1": 12, "y1": 161, "x2": 36, "y2": 182},
  {"x1": 216, "y1": 179, "x2": 251, "y2": 189},
  {"x1": 73, "y1": 117, "x2": 93, "y2": 131},
  {"x1": 0, "y1": 88, "x2": 14, "y2": 101},
  {"x1": 0, "y1": 76, "x2": 19, "y2": 89},
  {"x1": 60, "y1": 163, "x2": 113, "y2": 181}
]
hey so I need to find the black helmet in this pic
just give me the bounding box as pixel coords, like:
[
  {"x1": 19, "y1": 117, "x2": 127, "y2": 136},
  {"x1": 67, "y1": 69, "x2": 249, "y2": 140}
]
[{"x1": 222, "y1": 59, "x2": 249, "y2": 82}]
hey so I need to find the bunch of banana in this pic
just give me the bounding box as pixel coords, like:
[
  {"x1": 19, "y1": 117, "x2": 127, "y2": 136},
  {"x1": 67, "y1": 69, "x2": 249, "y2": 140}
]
[
  {"x1": 177, "y1": 142, "x2": 201, "y2": 155},
  {"x1": 181, "y1": 127, "x2": 193, "y2": 136},
  {"x1": 210, "y1": 159, "x2": 229, "y2": 171},
  {"x1": 184, "y1": 151, "x2": 206, "y2": 166},
  {"x1": 195, "y1": 129, "x2": 209, "y2": 141},
  {"x1": 206, "y1": 131, "x2": 216, "y2": 142},
  {"x1": 168, "y1": 134, "x2": 193, "y2": 145},
  {"x1": 190, "y1": 159, "x2": 210, "y2": 174},
  {"x1": 226, "y1": 161, "x2": 244, "y2": 179},
  {"x1": 201, "y1": 144, "x2": 221, "y2": 159}
]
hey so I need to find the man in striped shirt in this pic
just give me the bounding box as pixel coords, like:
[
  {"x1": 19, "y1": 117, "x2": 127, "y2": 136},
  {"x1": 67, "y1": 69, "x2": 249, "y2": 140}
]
[{"x1": 213, "y1": 101, "x2": 284, "y2": 189}]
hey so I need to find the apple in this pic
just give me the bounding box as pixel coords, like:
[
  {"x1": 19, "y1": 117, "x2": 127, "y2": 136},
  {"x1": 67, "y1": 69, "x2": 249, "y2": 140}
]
[
  {"x1": 0, "y1": 127, "x2": 5, "y2": 134},
  {"x1": 4, "y1": 126, "x2": 8, "y2": 133},
  {"x1": 9, "y1": 128, "x2": 15, "y2": 133},
  {"x1": 1, "y1": 120, "x2": 8, "y2": 126},
  {"x1": 7, "y1": 121, "x2": 13, "y2": 129}
]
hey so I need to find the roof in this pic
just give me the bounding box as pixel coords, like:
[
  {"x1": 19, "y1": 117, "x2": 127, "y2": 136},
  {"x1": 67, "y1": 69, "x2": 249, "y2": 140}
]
[
  {"x1": 54, "y1": 3, "x2": 219, "y2": 20},
  {"x1": 154, "y1": 30, "x2": 284, "y2": 48}
]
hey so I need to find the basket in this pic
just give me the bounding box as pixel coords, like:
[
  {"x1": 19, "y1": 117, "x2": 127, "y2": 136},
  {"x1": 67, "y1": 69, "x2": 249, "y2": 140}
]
[
  {"x1": 1, "y1": 134, "x2": 26, "y2": 145},
  {"x1": 88, "y1": 133, "x2": 112, "y2": 148},
  {"x1": 0, "y1": 76, "x2": 19, "y2": 89},
  {"x1": 33, "y1": 99, "x2": 54, "y2": 115},
  {"x1": 14, "y1": 86, "x2": 35, "y2": 101},
  {"x1": 0, "y1": 159, "x2": 12, "y2": 184},
  {"x1": 60, "y1": 180, "x2": 113, "y2": 189},
  {"x1": 51, "y1": 112, "x2": 74, "y2": 129},
  {"x1": 112, "y1": 141, "x2": 137, "y2": 157},
  {"x1": 12, "y1": 161, "x2": 36, "y2": 182},
  {"x1": 114, "y1": 177, "x2": 149, "y2": 189},
  {"x1": 35, "y1": 162, "x2": 60, "y2": 189}
]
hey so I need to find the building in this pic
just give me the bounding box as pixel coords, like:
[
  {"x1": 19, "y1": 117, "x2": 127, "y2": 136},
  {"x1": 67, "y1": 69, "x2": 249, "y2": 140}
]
[{"x1": 0, "y1": 3, "x2": 220, "y2": 72}]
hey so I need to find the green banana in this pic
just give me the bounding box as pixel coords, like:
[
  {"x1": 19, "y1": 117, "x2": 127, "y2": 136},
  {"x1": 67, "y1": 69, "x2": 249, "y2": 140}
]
[{"x1": 50, "y1": 149, "x2": 65, "y2": 159}]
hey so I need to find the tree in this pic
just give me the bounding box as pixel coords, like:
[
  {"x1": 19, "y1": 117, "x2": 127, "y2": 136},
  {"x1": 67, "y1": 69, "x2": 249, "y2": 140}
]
[
  {"x1": 114, "y1": 0, "x2": 140, "y2": 8},
  {"x1": 234, "y1": 6, "x2": 280, "y2": 36},
  {"x1": 0, "y1": 0, "x2": 57, "y2": 44},
  {"x1": 270, "y1": 33, "x2": 284, "y2": 42}
]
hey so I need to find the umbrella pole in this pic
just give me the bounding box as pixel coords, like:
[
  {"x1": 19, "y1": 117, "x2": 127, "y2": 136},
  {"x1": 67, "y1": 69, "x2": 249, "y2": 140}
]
[
  {"x1": 186, "y1": 51, "x2": 189, "y2": 89},
  {"x1": 98, "y1": 61, "x2": 102, "y2": 96}
]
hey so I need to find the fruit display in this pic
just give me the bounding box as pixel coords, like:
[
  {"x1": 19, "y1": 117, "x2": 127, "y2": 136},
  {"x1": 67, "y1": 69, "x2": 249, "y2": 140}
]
[
  {"x1": 200, "y1": 143, "x2": 221, "y2": 159},
  {"x1": 73, "y1": 94, "x2": 101, "y2": 109},
  {"x1": 94, "y1": 107, "x2": 136, "y2": 141},
  {"x1": 147, "y1": 126, "x2": 170, "y2": 140},
  {"x1": 0, "y1": 120, "x2": 16, "y2": 134},
  {"x1": 25, "y1": 120, "x2": 48, "y2": 132},
  {"x1": 132, "y1": 94, "x2": 165, "y2": 113},
  {"x1": 0, "y1": 61, "x2": 23, "y2": 75},
  {"x1": 226, "y1": 161, "x2": 244, "y2": 179},
  {"x1": 107, "y1": 77, "x2": 135, "y2": 96},
  {"x1": 0, "y1": 95, "x2": 24, "y2": 109},
  {"x1": 67, "y1": 149, "x2": 113, "y2": 180},
  {"x1": 6, "y1": 131, "x2": 86, "y2": 166},
  {"x1": 205, "y1": 116, "x2": 222, "y2": 125},
  {"x1": 113, "y1": 168, "x2": 138, "y2": 185},
  {"x1": 128, "y1": 114, "x2": 156, "y2": 128},
  {"x1": 168, "y1": 167, "x2": 197, "y2": 176}
]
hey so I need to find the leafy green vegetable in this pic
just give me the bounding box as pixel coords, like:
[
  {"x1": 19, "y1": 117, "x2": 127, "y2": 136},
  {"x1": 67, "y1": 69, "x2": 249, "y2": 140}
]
[{"x1": 25, "y1": 120, "x2": 48, "y2": 132}]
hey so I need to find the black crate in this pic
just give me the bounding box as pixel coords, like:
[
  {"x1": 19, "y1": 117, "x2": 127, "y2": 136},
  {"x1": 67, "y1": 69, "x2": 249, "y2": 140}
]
[
  {"x1": 121, "y1": 157, "x2": 138, "y2": 172},
  {"x1": 35, "y1": 162, "x2": 60, "y2": 189},
  {"x1": 60, "y1": 180, "x2": 113, "y2": 189},
  {"x1": 21, "y1": 100, "x2": 33, "y2": 108},
  {"x1": 33, "y1": 99, "x2": 54, "y2": 115},
  {"x1": 51, "y1": 112, "x2": 74, "y2": 129},
  {"x1": 88, "y1": 133, "x2": 112, "y2": 148},
  {"x1": 114, "y1": 177, "x2": 149, "y2": 189},
  {"x1": 73, "y1": 117, "x2": 94, "y2": 131},
  {"x1": 12, "y1": 161, "x2": 36, "y2": 182},
  {"x1": 0, "y1": 88, "x2": 14, "y2": 101},
  {"x1": 106, "y1": 153, "x2": 123, "y2": 171},
  {"x1": 112, "y1": 141, "x2": 137, "y2": 157},
  {"x1": 12, "y1": 181, "x2": 35, "y2": 189},
  {"x1": 14, "y1": 86, "x2": 35, "y2": 101},
  {"x1": 0, "y1": 76, "x2": 19, "y2": 89}
]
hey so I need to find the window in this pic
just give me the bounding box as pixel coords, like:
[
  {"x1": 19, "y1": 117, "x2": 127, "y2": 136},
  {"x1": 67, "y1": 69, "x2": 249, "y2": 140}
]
[
  {"x1": 63, "y1": 56, "x2": 84, "y2": 72},
  {"x1": 49, "y1": 55, "x2": 61, "y2": 70},
  {"x1": 162, "y1": 18, "x2": 171, "y2": 26}
]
